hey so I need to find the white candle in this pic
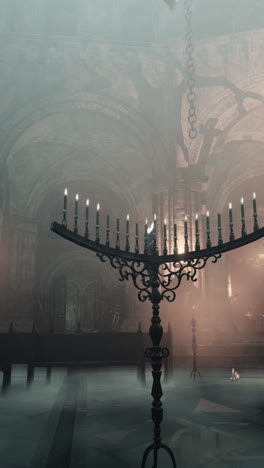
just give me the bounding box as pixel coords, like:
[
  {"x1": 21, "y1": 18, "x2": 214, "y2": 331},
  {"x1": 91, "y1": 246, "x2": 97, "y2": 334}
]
[
  {"x1": 229, "y1": 202, "x2": 233, "y2": 223},
  {"x1": 241, "y1": 197, "x2": 245, "y2": 220},
  {"x1": 164, "y1": 218, "x2": 167, "y2": 239},
  {"x1": 75, "y1": 194, "x2": 79, "y2": 216},
  {"x1": 206, "y1": 210, "x2": 210, "y2": 231},
  {"x1": 86, "y1": 199, "x2": 89, "y2": 222},
  {"x1": 253, "y1": 192, "x2": 257, "y2": 214},
  {"x1": 96, "y1": 203, "x2": 100, "y2": 225},
  {"x1": 64, "y1": 188, "x2": 68, "y2": 211},
  {"x1": 195, "y1": 213, "x2": 199, "y2": 234}
]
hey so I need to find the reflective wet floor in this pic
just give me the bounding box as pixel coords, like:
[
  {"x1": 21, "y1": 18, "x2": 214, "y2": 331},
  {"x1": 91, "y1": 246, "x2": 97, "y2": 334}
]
[{"x1": 1, "y1": 366, "x2": 264, "y2": 467}]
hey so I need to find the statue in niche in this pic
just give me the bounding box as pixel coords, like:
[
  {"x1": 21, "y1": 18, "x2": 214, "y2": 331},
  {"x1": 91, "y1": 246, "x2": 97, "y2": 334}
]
[
  {"x1": 65, "y1": 282, "x2": 80, "y2": 332},
  {"x1": 112, "y1": 311, "x2": 120, "y2": 329}
]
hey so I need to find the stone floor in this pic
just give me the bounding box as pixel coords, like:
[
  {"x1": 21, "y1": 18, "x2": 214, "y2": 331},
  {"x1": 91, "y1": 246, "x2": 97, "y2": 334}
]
[{"x1": 1, "y1": 366, "x2": 264, "y2": 467}]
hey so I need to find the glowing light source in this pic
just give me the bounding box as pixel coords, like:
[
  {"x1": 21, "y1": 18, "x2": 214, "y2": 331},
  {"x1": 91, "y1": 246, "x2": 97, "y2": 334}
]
[{"x1": 147, "y1": 222, "x2": 154, "y2": 234}]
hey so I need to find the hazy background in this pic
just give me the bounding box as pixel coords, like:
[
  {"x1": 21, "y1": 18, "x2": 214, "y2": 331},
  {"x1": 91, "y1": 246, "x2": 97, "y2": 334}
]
[{"x1": 0, "y1": 0, "x2": 263, "y2": 347}]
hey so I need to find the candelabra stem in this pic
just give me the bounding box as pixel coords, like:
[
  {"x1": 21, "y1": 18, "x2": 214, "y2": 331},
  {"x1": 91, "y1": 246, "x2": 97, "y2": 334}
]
[
  {"x1": 74, "y1": 215, "x2": 78, "y2": 234},
  {"x1": 141, "y1": 267, "x2": 177, "y2": 468},
  {"x1": 229, "y1": 222, "x2": 235, "y2": 242},
  {"x1": 254, "y1": 213, "x2": 259, "y2": 232},
  {"x1": 62, "y1": 209, "x2": 67, "y2": 228}
]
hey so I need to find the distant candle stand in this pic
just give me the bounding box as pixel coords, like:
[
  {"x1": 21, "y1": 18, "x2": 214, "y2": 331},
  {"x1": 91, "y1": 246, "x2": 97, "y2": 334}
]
[
  {"x1": 51, "y1": 190, "x2": 264, "y2": 468},
  {"x1": 190, "y1": 305, "x2": 200, "y2": 380}
]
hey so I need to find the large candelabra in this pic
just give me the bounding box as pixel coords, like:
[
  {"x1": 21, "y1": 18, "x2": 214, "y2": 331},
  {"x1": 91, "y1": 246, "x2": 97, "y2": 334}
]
[{"x1": 51, "y1": 190, "x2": 264, "y2": 468}]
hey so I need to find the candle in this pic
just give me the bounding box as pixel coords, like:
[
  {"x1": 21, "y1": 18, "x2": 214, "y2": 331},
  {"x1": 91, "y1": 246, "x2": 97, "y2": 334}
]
[
  {"x1": 184, "y1": 215, "x2": 188, "y2": 236},
  {"x1": 206, "y1": 210, "x2": 210, "y2": 231},
  {"x1": 164, "y1": 219, "x2": 167, "y2": 239},
  {"x1": 64, "y1": 188, "x2": 68, "y2": 211},
  {"x1": 174, "y1": 223, "x2": 177, "y2": 238},
  {"x1": 144, "y1": 218, "x2": 148, "y2": 253},
  {"x1": 217, "y1": 213, "x2": 223, "y2": 245},
  {"x1": 229, "y1": 202, "x2": 233, "y2": 223},
  {"x1": 153, "y1": 213, "x2": 157, "y2": 233},
  {"x1": 195, "y1": 213, "x2": 199, "y2": 234},
  {"x1": 253, "y1": 192, "x2": 257, "y2": 214},
  {"x1": 96, "y1": 203, "x2": 100, "y2": 225},
  {"x1": 241, "y1": 197, "x2": 245, "y2": 220},
  {"x1": 86, "y1": 199, "x2": 89, "y2": 222},
  {"x1": 75, "y1": 194, "x2": 79, "y2": 216},
  {"x1": 125, "y1": 214, "x2": 130, "y2": 251},
  {"x1": 163, "y1": 218, "x2": 167, "y2": 255},
  {"x1": 174, "y1": 223, "x2": 178, "y2": 254},
  {"x1": 195, "y1": 214, "x2": 200, "y2": 251},
  {"x1": 206, "y1": 210, "x2": 211, "y2": 248},
  {"x1": 253, "y1": 192, "x2": 259, "y2": 231},
  {"x1": 135, "y1": 223, "x2": 139, "y2": 253},
  {"x1": 229, "y1": 202, "x2": 235, "y2": 241}
]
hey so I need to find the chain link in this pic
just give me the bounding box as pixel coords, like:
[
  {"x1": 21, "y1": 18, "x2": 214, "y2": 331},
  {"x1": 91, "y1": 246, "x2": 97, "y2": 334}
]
[{"x1": 184, "y1": 0, "x2": 198, "y2": 140}]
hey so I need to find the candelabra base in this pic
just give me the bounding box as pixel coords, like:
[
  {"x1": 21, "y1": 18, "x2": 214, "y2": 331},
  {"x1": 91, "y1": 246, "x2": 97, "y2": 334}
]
[
  {"x1": 141, "y1": 443, "x2": 177, "y2": 468},
  {"x1": 190, "y1": 369, "x2": 201, "y2": 379}
]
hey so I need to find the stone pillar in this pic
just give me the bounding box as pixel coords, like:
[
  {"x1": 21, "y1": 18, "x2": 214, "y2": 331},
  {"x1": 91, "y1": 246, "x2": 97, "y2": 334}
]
[{"x1": 7, "y1": 220, "x2": 38, "y2": 322}]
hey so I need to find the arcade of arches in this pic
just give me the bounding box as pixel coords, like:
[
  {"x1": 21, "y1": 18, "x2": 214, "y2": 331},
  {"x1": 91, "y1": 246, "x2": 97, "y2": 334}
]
[{"x1": 0, "y1": 0, "x2": 264, "y2": 347}]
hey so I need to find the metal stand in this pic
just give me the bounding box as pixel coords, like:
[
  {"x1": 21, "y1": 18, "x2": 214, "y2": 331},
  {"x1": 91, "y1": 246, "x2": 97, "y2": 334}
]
[
  {"x1": 141, "y1": 266, "x2": 177, "y2": 467},
  {"x1": 51, "y1": 202, "x2": 264, "y2": 467}
]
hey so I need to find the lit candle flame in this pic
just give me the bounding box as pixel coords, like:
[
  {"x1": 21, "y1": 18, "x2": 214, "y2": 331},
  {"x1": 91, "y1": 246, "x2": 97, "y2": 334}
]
[
  {"x1": 164, "y1": 218, "x2": 167, "y2": 225},
  {"x1": 97, "y1": 203, "x2": 100, "y2": 211},
  {"x1": 86, "y1": 199, "x2": 89, "y2": 206},
  {"x1": 184, "y1": 215, "x2": 187, "y2": 221},
  {"x1": 253, "y1": 192, "x2": 256, "y2": 200},
  {"x1": 195, "y1": 213, "x2": 198, "y2": 220},
  {"x1": 154, "y1": 214, "x2": 157, "y2": 221},
  {"x1": 206, "y1": 210, "x2": 210, "y2": 217},
  {"x1": 241, "y1": 197, "x2": 244, "y2": 204},
  {"x1": 75, "y1": 193, "x2": 79, "y2": 201},
  {"x1": 147, "y1": 222, "x2": 154, "y2": 234},
  {"x1": 64, "y1": 188, "x2": 68, "y2": 196},
  {"x1": 126, "y1": 214, "x2": 129, "y2": 221},
  {"x1": 145, "y1": 218, "x2": 148, "y2": 225},
  {"x1": 229, "y1": 202, "x2": 232, "y2": 210}
]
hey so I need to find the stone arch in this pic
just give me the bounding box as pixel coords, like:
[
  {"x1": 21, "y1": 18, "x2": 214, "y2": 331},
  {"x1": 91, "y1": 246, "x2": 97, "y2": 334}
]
[
  {"x1": 207, "y1": 140, "x2": 264, "y2": 215},
  {"x1": 2, "y1": 91, "x2": 168, "y2": 174},
  {"x1": 4, "y1": 92, "x2": 169, "y2": 224}
]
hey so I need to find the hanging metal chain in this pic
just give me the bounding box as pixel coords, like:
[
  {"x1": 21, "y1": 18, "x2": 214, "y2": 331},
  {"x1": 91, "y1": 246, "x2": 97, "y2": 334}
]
[
  {"x1": 184, "y1": 0, "x2": 198, "y2": 140},
  {"x1": 163, "y1": 0, "x2": 178, "y2": 9}
]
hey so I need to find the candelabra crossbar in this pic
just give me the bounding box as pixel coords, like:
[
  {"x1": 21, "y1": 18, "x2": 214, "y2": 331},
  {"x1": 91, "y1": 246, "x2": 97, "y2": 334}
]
[{"x1": 50, "y1": 220, "x2": 264, "y2": 468}]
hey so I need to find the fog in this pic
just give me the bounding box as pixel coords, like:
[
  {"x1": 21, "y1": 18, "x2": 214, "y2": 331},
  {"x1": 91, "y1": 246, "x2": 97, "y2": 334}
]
[{"x1": 0, "y1": 0, "x2": 263, "y2": 344}]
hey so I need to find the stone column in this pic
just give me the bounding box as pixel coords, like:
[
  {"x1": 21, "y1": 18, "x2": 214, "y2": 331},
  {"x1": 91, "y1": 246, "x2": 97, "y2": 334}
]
[{"x1": 7, "y1": 220, "x2": 38, "y2": 323}]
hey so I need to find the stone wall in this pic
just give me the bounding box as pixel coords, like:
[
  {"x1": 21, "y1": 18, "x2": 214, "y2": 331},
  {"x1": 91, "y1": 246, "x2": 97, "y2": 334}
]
[{"x1": 0, "y1": 1, "x2": 263, "y2": 339}]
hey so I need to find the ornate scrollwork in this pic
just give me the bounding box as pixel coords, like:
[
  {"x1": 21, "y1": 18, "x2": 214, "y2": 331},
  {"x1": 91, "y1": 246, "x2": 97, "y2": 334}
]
[
  {"x1": 96, "y1": 252, "x2": 221, "y2": 302},
  {"x1": 96, "y1": 252, "x2": 152, "y2": 302},
  {"x1": 145, "y1": 347, "x2": 170, "y2": 360},
  {"x1": 159, "y1": 254, "x2": 221, "y2": 301}
]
